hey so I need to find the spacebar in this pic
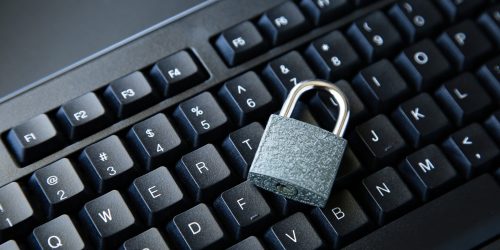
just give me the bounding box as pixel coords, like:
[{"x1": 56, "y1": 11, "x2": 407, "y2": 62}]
[{"x1": 344, "y1": 174, "x2": 500, "y2": 250}]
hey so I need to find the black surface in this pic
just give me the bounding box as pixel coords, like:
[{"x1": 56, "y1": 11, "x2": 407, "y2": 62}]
[{"x1": 0, "y1": 0, "x2": 209, "y2": 103}]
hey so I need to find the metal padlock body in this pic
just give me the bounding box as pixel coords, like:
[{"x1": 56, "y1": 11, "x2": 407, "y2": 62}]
[{"x1": 249, "y1": 114, "x2": 346, "y2": 207}]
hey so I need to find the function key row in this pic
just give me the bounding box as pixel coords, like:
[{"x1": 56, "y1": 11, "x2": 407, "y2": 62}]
[{"x1": 4, "y1": 50, "x2": 207, "y2": 165}]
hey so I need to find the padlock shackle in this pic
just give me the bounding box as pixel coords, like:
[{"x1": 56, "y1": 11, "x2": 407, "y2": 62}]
[{"x1": 279, "y1": 80, "x2": 350, "y2": 137}]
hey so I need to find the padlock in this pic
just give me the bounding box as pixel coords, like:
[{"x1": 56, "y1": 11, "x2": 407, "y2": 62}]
[{"x1": 248, "y1": 80, "x2": 350, "y2": 207}]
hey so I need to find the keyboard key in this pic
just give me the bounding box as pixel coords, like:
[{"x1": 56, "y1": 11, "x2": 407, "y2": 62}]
[
  {"x1": 300, "y1": 0, "x2": 352, "y2": 25},
  {"x1": 103, "y1": 71, "x2": 155, "y2": 118},
  {"x1": 173, "y1": 92, "x2": 231, "y2": 147},
  {"x1": 311, "y1": 189, "x2": 372, "y2": 248},
  {"x1": 309, "y1": 80, "x2": 368, "y2": 129},
  {"x1": 436, "y1": 0, "x2": 487, "y2": 21},
  {"x1": 262, "y1": 51, "x2": 316, "y2": 100},
  {"x1": 150, "y1": 50, "x2": 206, "y2": 97},
  {"x1": 0, "y1": 240, "x2": 19, "y2": 250},
  {"x1": 395, "y1": 39, "x2": 452, "y2": 91},
  {"x1": 56, "y1": 92, "x2": 111, "y2": 140},
  {"x1": 227, "y1": 236, "x2": 265, "y2": 250},
  {"x1": 485, "y1": 111, "x2": 500, "y2": 144},
  {"x1": 442, "y1": 123, "x2": 500, "y2": 179},
  {"x1": 477, "y1": 55, "x2": 500, "y2": 102},
  {"x1": 437, "y1": 20, "x2": 494, "y2": 70},
  {"x1": 399, "y1": 145, "x2": 459, "y2": 201},
  {"x1": 435, "y1": 73, "x2": 493, "y2": 126},
  {"x1": 478, "y1": 5, "x2": 500, "y2": 46},
  {"x1": 218, "y1": 72, "x2": 274, "y2": 126},
  {"x1": 127, "y1": 113, "x2": 183, "y2": 170},
  {"x1": 388, "y1": 0, "x2": 444, "y2": 42},
  {"x1": 176, "y1": 144, "x2": 233, "y2": 202},
  {"x1": 214, "y1": 181, "x2": 274, "y2": 240},
  {"x1": 0, "y1": 182, "x2": 34, "y2": 240},
  {"x1": 29, "y1": 158, "x2": 86, "y2": 218},
  {"x1": 258, "y1": 2, "x2": 310, "y2": 45},
  {"x1": 122, "y1": 228, "x2": 170, "y2": 250},
  {"x1": 264, "y1": 192, "x2": 311, "y2": 217},
  {"x1": 6, "y1": 114, "x2": 63, "y2": 165},
  {"x1": 335, "y1": 147, "x2": 365, "y2": 187},
  {"x1": 352, "y1": 59, "x2": 411, "y2": 113},
  {"x1": 79, "y1": 135, "x2": 137, "y2": 193},
  {"x1": 215, "y1": 21, "x2": 267, "y2": 66},
  {"x1": 392, "y1": 93, "x2": 452, "y2": 148},
  {"x1": 357, "y1": 167, "x2": 415, "y2": 225},
  {"x1": 351, "y1": 115, "x2": 409, "y2": 168},
  {"x1": 129, "y1": 167, "x2": 187, "y2": 226},
  {"x1": 221, "y1": 122, "x2": 264, "y2": 178},
  {"x1": 30, "y1": 215, "x2": 85, "y2": 250},
  {"x1": 264, "y1": 212, "x2": 324, "y2": 250},
  {"x1": 344, "y1": 174, "x2": 500, "y2": 250},
  {"x1": 305, "y1": 31, "x2": 361, "y2": 81},
  {"x1": 80, "y1": 190, "x2": 137, "y2": 249},
  {"x1": 347, "y1": 11, "x2": 403, "y2": 62},
  {"x1": 167, "y1": 203, "x2": 227, "y2": 249}
]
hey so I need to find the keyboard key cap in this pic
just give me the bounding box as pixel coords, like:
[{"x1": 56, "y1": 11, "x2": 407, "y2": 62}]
[
  {"x1": 29, "y1": 158, "x2": 86, "y2": 218},
  {"x1": 436, "y1": 0, "x2": 487, "y2": 21},
  {"x1": 122, "y1": 228, "x2": 170, "y2": 250},
  {"x1": 335, "y1": 147, "x2": 365, "y2": 187},
  {"x1": 218, "y1": 72, "x2": 274, "y2": 126},
  {"x1": 395, "y1": 39, "x2": 452, "y2": 91},
  {"x1": 388, "y1": 0, "x2": 444, "y2": 42},
  {"x1": 127, "y1": 113, "x2": 183, "y2": 170},
  {"x1": 167, "y1": 203, "x2": 227, "y2": 249},
  {"x1": 80, "y1": 190, "x2": 137, "y2": 249},
  {"x1": 56, "y1": 92, "x2": 111, "y2": 140},
  {"x1": 30, "y1": 215, "x2": 85, "y2": 250},
  {"x1": 264, "y1": 192, "x2": 311, "y2": 217},
  {"x1": 344, "y1": 174, "x2": 500, "y2": 250},
  {"x1": 222, "y1": 122, "x2": 264, "y2": 178},
  {"x1": 392, "y1": 93, "x2": 452, "y2": 148},
  {"x1": 227, "y1": 236, "x2": 265, "y2": 250},
  {"x1": 435, "y1": 73, "x2": 493, "y2": 126},
  {"x1": 0, "y1": 182, "x2": 34, "y2": 240},
  {"x1": 129, "y1": 167, "x2": 187, "y2": 226},
  {"x1": 347, "y1": 11, "x2": 403, "y2": 62},
  {"x1": 305, "y1": 31, "x2": 361, "y2": 81},
  {"x1": 79, "y1": 135, "x2": 137, "y2": 193},
  {"x1": 399, "y1": 145, "x2": 459, "y2": 201},
  {"x1": 214, "y1": 181, "x2": 274, "y2": 240},
  {"x1": 150, "y1": 50, "x2": 206, "y2": 97},
  {"x1": 352, "y1": 59, "x2": 411, "y2": 113},
  {"x1": 437, "y1": 20, "x2": 494, "y2": 70},
  {"x1": 485, "y1": 111, "x2": 500, "y2": 144},
  {"x1": 0, "y1": 240, "x2": 19, "y2": 250},
  {"x1": 309, "y1": 80, "x2": 368, "y2": 129},
  {"x1": 262, "y1": 51, "x2": 316, "y2": 100},
  {"x1": 6, "y1": 114, "x2": 63, "y2": 165},
  {"x1": 174, "y1": 92, "x2": 231, "y2": 147},
  {"x1": 357, "y1": 167, "x2": 415, "y2": 225},
  {"x1": 477, "y1": 55, "x2": 500, "y2": 103},
  {"x1": 311, "y1": 189, "x2": 372, "y2": 248},
  {"x1": 215, "y1": 21, "x2": 267, "y2": 66},
  {"x1": 176, "y1": 144, "x2": 233, "y2": 202},
  {"x1": 103, "y1": 71, "x2": 155, "y2": 118},
  {"x1": 442, "y1": 123, "x2": 500, "y2": 179},
  {"x1": 258, "y1": 2, "x2": 309, "y2": 45},
  {"x1": 300, "y1": 0, "x2": 352, "y2": 25},
  {"x1": 351, "y1": 115, "x2": 409, "y2": 168},
  {"x1": 478, "y1": 5, "x2": 500, "y2": 46},
  {"x1": 264, "y1": 212, "x2": 324, "y2": 250}
]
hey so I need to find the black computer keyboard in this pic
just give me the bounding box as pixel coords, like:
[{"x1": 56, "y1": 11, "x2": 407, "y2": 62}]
[{"x1": 1, "y1": 0, "x2": 500, "y2": 249}]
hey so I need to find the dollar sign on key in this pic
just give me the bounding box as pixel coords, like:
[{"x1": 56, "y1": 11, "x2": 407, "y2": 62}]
[{"x1": 146, "y1": 129, "x2": 155, "y2": 138}]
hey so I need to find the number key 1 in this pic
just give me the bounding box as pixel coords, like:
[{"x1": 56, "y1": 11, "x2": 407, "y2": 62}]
[
  {"x1": 30, "y1": 158, "x2": 86, "y2": 218},
  {"x1": 219, "y1": 72, "x2": 273, "y2": 126}
]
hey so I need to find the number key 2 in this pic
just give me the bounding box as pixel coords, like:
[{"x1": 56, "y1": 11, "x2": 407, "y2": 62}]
[
  {"x1": 174, "y1": 92, "x2": 231, "y2": 147},
  {"x1": 219, "y1": 72, "x2": 274, "y2": 126}
]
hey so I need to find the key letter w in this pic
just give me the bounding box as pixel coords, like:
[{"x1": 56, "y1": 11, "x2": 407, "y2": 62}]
[{"x1": 98, "y1": 209, "x2": 112, "y2": 223}]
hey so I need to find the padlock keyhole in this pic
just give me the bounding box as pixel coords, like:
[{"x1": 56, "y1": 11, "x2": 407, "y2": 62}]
[{"x1": 276, "y1": 183, "x2": 297, "y2": 197}]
